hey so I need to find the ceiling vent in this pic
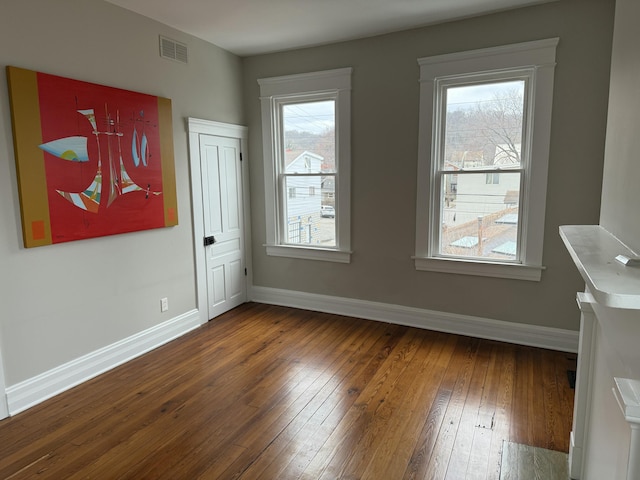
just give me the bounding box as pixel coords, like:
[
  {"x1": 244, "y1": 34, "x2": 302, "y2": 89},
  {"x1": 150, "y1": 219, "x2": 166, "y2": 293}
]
[{"x1": 159, "y1": 36, "x2": 188, "y2": 64}]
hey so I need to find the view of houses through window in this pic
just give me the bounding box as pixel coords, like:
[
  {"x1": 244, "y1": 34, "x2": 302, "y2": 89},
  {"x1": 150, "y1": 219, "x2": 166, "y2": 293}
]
[
  {"x1": 281, "y1": 100, "x2": 336, "y2": 247},
  {"x1": 437, "y1": 79, "x2": 526, "y2": 261}
]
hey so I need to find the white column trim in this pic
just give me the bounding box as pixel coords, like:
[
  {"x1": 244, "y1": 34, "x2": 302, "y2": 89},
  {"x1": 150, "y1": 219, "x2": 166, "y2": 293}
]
[
  {"x1": 613, "y1": 377, "x2": 640, "y2": 480},
  {"x1": 569, "y1": 291, "x2": 597, "y2": 479},
  {"x1": 629, "y1": 424, "x2": 640, "y2": 480}
]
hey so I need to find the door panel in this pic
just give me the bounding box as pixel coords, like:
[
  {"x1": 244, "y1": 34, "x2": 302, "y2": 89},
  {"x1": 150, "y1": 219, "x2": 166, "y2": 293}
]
[
  {"x1": 224, "y1": 151, "x2": 241, "y2": 232},
  {"x1": 228, "y1": 259, "x2": 243, "y2": 299},
  {"x1": 200, "y1": 135, "x2": 246, "y2": 319}
]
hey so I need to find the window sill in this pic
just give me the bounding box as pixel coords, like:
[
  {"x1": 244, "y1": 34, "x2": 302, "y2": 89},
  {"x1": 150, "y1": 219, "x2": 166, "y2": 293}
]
[
  {"x1": 266, "y1": 244, "x2": 352, "y2": 263},
  {"x1": 413, "y1": 256, "x2": 544, "y2": 281}
]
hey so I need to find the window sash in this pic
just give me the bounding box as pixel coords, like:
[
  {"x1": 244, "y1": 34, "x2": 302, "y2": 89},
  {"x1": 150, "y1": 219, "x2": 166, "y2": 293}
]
[
  {"x1": 430, "y1": 71, "x2": 533, "y2": 265},
  {"x1": 279, "y1": 172, "x2": 336, "y2": 247},
  {"x1": 433, "y1": 170, "x2": 523, "y2": 263},
  {"x1": 275, "y1": 95, "x2": 339, "y2": 173}
]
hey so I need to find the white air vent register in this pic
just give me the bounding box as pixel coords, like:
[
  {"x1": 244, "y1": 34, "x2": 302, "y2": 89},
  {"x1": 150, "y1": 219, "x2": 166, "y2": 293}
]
[{"x1": 159, "y1": 36, "x2": 188, "y2": 64}]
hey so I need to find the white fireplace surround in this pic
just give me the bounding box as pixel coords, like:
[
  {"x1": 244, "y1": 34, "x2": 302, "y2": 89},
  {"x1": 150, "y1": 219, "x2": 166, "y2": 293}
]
[{"x1": 560, "y1": 225, "x2": 640, "y2": 480}]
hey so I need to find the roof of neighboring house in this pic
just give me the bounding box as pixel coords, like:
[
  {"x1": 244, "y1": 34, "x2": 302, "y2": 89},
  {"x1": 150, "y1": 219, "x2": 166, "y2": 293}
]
[
  {"x1": 285, "y1": 150, "x2": 325, "y2": 173},
  {"x1": 503, "y1": 190, "x2": 519, "y2": 205}
]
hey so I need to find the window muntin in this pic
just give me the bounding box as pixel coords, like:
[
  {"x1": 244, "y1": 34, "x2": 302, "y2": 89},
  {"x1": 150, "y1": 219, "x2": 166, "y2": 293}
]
[{"x1": 433, "y1": 74, "x2": 530, "y2": 263}]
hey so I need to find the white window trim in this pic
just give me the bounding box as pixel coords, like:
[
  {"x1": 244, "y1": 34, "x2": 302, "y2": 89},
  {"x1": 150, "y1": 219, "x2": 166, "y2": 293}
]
[
  {"x1": 414, "y1": 38, "x2": 558, "y2": 282},
  {"x1": 259, "y1": 68, "x2": 352, "y2": 263}
]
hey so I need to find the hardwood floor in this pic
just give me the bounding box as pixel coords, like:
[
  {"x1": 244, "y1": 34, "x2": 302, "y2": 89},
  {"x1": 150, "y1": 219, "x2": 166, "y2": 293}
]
[{"x1": 0, "y1": 303, "x2": 576, "y2": 479}]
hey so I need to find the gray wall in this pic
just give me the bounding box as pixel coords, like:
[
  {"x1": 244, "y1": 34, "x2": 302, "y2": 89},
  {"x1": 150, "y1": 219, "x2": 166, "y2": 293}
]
[
  {"x1": 0, "y1": 0, "x2": 243, "y2": 385},
  {"x1": 600, "y1": 0, "x2": 640, "y2": 249},
  {"x1": 582, "y1": 0, "x2": 640, "y2": 476},
  {"x1": 597, "y1": 0, "x2": 640, "y2": 386},
  {"x1": 243, "y1": 0, "x2": 615, "y2": 331}
]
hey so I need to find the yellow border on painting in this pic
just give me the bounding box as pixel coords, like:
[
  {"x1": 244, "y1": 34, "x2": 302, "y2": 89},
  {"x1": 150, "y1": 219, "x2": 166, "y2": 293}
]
[
  {"x1": 158, "y1": 96, "x2": 178, "y2": 227},
  {"x1": 6, "y1": 66, "x2": 52, "y2": 248}
]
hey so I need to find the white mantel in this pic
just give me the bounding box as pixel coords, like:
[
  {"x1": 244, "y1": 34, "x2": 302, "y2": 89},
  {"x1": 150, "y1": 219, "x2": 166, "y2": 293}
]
[
  {"x1": 560, "y1": 225, "x2": 640, "y2": 480},
  {"x1": 560, "y1": 225, "x2": 640, "y2": 310}
]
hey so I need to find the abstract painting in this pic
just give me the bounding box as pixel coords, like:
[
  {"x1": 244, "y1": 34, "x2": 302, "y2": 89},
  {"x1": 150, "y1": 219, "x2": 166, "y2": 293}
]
[{"x1": 7, "y1": 66, "x2": 178, "y2": 248}]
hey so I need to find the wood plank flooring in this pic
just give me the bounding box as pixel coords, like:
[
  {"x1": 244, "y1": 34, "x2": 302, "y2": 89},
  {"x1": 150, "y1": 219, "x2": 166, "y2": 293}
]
[{"x1": 0, "y1": 303, "x2": 576, "y2": 479}]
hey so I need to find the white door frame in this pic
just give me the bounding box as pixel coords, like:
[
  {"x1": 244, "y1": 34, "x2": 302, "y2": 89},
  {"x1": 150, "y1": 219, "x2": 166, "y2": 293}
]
[{"x1": 188, "y1": 118, "x2": 251, "y2": 325}]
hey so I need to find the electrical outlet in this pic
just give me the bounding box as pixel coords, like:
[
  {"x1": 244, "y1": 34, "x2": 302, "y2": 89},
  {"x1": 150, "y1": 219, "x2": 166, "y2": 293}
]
[{"x1": 160, "y1": 297, "x2": 169, "y2": 312}]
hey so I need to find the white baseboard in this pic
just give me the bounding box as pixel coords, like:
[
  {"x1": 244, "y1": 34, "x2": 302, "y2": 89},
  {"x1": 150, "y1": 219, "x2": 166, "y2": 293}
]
[
  {"x1": 6, "y1": 309, "x2": 201, "y2": 416},
  {"x1": 251, "y1": 286, "x2": 578, "y2": 353}
]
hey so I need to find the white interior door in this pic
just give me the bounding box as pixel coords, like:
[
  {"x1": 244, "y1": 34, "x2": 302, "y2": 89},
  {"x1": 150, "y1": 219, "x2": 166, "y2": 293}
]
[{"x1": 200, "y1": 134, "x2": 246, "y2": 319}]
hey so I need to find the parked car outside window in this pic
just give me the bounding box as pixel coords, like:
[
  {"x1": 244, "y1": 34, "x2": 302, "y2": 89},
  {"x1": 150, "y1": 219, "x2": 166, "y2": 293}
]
[{"x1": 321, "y1": 205, "x2": 335, "y2": 218}]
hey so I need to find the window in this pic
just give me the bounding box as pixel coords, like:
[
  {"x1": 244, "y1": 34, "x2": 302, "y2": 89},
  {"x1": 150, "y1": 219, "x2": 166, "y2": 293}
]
[
  {"x1": 485, "y1": 173, "x2": 500, "y2": 185},
  {"x1": 414, "y1": 39, "x2": 558, "y2": 281},
  {"x1": 259, "y1": 68, "x2": 352, "y2": 263}
]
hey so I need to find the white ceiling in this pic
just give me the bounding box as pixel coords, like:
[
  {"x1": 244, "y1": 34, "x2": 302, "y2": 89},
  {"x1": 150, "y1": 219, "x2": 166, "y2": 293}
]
[{"x1": 105, "y1": 0, "x2": 553, "y2": 56}]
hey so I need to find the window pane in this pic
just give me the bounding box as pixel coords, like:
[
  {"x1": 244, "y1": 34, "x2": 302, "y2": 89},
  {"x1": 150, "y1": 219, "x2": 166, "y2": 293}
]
[
  {"x1": 444, "y1": 80, "x2": 525, "y2": 169},
  {"x1": 282, "y1": 100, "x2": 336, "y2": 174},
  {"x1": 284, "y1": 175, "x2": 336, "y2": 247},
  {"x1": 440, "y1": 172, "x2": 520, "y2": 260}
]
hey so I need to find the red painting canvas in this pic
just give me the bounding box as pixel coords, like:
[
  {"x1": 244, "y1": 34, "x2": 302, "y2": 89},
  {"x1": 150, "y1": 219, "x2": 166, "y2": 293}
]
[{"x1": 7, "y1": 66, "x2": 178, "y2": 247}]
